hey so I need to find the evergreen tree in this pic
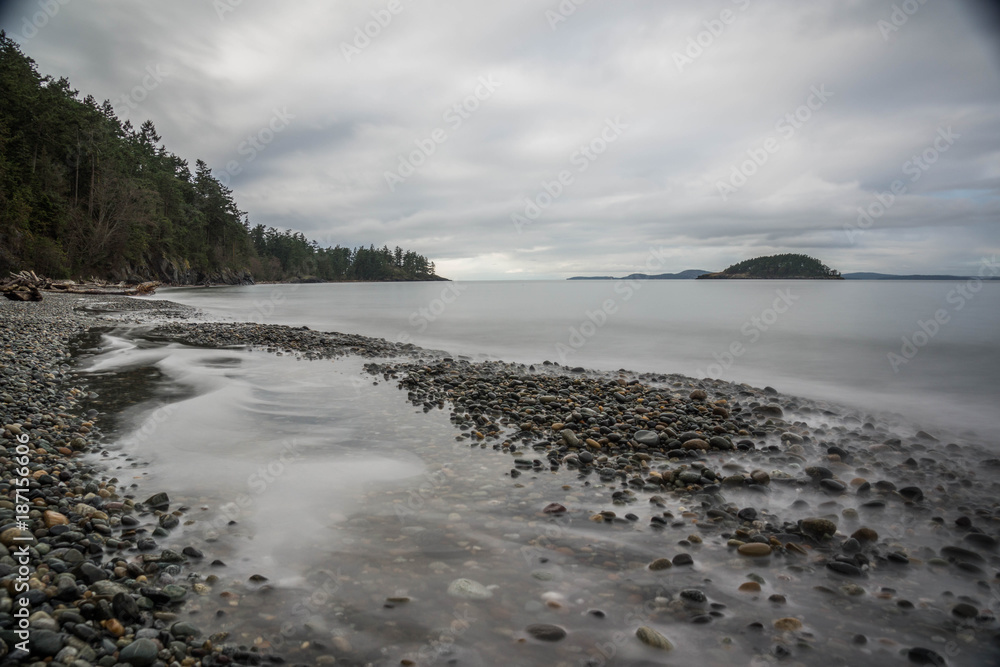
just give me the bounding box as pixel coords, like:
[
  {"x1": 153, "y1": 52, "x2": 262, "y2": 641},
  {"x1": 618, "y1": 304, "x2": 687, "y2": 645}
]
[{"x1": 0, "y1": 32, "x2": 441, "y2": 283}]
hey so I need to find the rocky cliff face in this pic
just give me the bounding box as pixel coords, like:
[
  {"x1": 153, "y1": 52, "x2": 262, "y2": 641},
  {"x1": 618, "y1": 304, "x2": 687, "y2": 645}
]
[{"x1": 111, "y1": 257, "x2": 254, "y2": 285}]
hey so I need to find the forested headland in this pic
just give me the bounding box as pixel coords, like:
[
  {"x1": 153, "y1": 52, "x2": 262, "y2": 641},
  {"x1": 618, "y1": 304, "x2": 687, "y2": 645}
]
[
  {"x1": 0, "y1": 32, "x2": 442, "y2": 284},
  {"x1": 697, "y1": 254, "x2": 843, "y2": 279}
]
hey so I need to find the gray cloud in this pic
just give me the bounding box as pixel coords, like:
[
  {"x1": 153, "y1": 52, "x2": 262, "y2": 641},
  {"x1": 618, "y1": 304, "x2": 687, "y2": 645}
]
[{"x1": 3, "y1": 0, "x2": 999, "y2": 278}]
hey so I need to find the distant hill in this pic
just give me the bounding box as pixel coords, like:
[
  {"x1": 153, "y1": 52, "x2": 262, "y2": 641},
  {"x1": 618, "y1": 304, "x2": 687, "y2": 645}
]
[
  {"x1": 843, "y1": 272, "x2": 999, "y2": 280},
  {"x1": 0, "y1": 34, "x2": 443, "y2": 284},
  {"x1": 568, "y1": 269, "x2": 709, "y2": 280},
  {"x1": 568, "y1": 264, "x2": 995, "y2": 282},
  {"x1": 698, "y1": 254, "x2": 843, "y2": 280}
]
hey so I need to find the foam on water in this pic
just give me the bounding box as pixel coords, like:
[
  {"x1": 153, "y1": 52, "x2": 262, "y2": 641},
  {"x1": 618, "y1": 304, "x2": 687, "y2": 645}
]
[
  {"x1": 73, "y1": 305, "x2": 1000, "y2": 666},
  {"x1": 152, "y1": 280, "x2": 1000, "y2": 441}
]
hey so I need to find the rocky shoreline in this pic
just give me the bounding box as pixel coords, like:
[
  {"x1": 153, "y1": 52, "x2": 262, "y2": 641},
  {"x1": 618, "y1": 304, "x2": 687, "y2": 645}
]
[{"x1": 2, "y1": 292, "x2": 999, "y2": 666}]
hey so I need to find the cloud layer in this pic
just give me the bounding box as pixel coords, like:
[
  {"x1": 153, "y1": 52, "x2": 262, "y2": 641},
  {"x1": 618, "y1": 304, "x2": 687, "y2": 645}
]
[{"x1": 4, "y1": 0, "x2": 1000, "y2": 279}]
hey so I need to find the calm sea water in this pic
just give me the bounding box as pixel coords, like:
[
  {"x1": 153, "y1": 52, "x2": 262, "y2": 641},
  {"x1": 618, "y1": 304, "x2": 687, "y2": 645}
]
[
  {"x1": 75, "y1": 281, "x2": 1000, "y2": 665},
  {"x1": 154, "y1": 280, "x2": 1000, "y2": 439}
]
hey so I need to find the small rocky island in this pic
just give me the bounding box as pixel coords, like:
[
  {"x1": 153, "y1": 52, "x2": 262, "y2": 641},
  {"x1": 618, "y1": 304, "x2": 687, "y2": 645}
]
[{"x1": 697, "y1": 253, "x2": 844, "y2": 279}]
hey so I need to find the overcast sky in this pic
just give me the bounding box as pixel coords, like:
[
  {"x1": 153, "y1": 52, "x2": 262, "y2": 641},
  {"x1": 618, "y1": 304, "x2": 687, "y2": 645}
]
[{"x1": 3, "y1": 0, "x2": 1000, "y2": 279}]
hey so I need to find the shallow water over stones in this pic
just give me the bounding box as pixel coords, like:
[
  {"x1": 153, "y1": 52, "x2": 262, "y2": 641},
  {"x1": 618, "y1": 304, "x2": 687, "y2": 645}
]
[{"x1": 76, "y1": 327, "x2": 1000, "y2": 667}]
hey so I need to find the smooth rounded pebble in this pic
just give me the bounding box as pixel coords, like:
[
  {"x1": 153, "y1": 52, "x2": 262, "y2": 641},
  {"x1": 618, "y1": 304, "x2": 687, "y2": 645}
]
[
  {"x1": 446, "y1": 578, "x2": 493, "y2": 600},
  {"x1": 635, "y1": 626, "x2": 674, "y2": 650},
  {"x1": 738, "y1": 543, "x2": 772, "y2": 557},
  {"x1": 526, "y1": 624, "x2": 567, "y2": 641}
]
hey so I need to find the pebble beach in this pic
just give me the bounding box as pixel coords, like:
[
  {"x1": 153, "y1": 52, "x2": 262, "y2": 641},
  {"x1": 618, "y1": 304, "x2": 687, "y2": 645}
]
[{"x1": 2, "y1": 293, "x2": 999, "y2": 667}]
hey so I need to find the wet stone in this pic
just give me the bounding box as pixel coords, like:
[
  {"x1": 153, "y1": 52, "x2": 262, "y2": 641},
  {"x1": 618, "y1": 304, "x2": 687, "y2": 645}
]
[
  {"x1": 672, "y1": 553, "x2": 694, "y2": 566},
  {"x1": 679, "y1": 589, "x2": 707, "y2": 603},
  {"x1": 170, "y1": 621, "x2": 201, "y2": 638},
  {"x1": 964, "y1": 532, "x2": 998, "y2": 549},
  {"x1": 851, "y1": 527, "x2": 879, "y2": 543},
  {"x1": 634, "y1": 430, "x2": 660, "y2": 446},
  {"x1": 820, "y1": 479, "x2": 846, "y2": 493},
  {"x1": 952, "y1": 603, "x2": 978, "y2": 618},
  {"x1": 112, "y1": 592, "x2": 141, "y2": 622},
  {"x1": 76, "y1": 562, "x2": 108, "y2": 584},
  {"x1": 525, "y1": 624, "x2": 567, "y2": 642},
  {"x1": 738, "y1": 543, "x2": 772, "y2": 557},
  {"x1": 635, "y1": 626, "x2": 674, "y2": 650},
  {"x1": 118, "y1": 638, "x2": 159, "y2": 667},
  {"x1": 30, "y1": 629, "x2": 64, "y2": 657},
  {"x1": 182, "y1": 546, "x2": 204, "y2": 559},
  {"x1": 827, "y1": 561, "x2": 863, "y2": 577},
  {"x1": 774, "y1": 617, "x2": 803, "y2": 632},
  {"x1": 143, "y1": 492, "x2": 169, "y2": 510},
  {"x1": 907, "y1": 647, "x2": 946, "y2": 665},
  {"x1": 801, "y1": 517, "x2": 837, "y2": 537},
  {"x1": 941, "y1": 545, "x2": 984, "y2": 563},
  {"x1": 446, "y1": 578, "x2": 493, "y2": 600}
]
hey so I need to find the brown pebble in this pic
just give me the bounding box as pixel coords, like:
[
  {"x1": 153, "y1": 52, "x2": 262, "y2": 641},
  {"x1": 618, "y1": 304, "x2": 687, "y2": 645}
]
[
  {"x1": 635, "y1": 625, "x2": 674, "y2": 650},
  {"x1": 851, "y1": 527, "x2": 879, "y2": 543},
  {"x1": 738, "y1": 582, "x2": 761, "y2": 593},
  {"x1": 102, "y1": 618, "x2": 125, "y2": 637},
  {"x1": 682, "y1": 438, "x2": 710, "y2": 450},
  {"x1": 43, "y1": 510, "x2": 69, "y2": 528},
  {"x1": 785, "y1": 542, "x2": 808, "y2": 556},
  {"x1": 774, "y1": 617, "x2": 803, "y2": 631},
  {"x1": 738, "y1": 543, "x2": 772, "y2": 557}
]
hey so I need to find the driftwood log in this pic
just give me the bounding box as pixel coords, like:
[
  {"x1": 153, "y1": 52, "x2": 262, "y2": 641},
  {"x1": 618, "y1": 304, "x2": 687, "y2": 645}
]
[{"x1": 1, "y1": 271, "x2": 160, "y2": 301}]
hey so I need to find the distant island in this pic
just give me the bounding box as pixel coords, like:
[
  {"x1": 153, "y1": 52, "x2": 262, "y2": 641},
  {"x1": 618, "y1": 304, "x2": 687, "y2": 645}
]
[
  {"x1": 570, "y1": 255, "x2": 998, "y2": 281},
  {"x1": 568, "y1": 269, "x2": 709, "y2": 281},
  {"x1": 697, "y1": 254, "x2": 843, "y2": 280}
]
